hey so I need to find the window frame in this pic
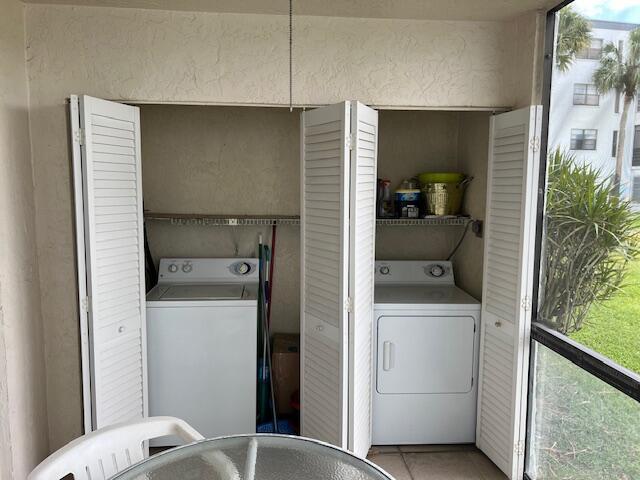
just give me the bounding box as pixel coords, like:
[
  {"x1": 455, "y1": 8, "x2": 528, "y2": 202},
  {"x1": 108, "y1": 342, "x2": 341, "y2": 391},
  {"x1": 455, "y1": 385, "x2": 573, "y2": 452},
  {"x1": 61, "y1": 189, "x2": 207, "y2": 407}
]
[
  {"x1": 525, "y1": 4, "x2": 640, "y2": 478},
  {"x1": 612, "y1": 130, "x2": 618, "y2": 157},
  {"x1": 570, "y1": 128, "x2": 597, "y2": 150},
  {"x1": 576, "y1": 37, "x2": 603, "y2": 59},
  {"x1": 572, "y1": 83, "x2": 600, "y2": 105}
]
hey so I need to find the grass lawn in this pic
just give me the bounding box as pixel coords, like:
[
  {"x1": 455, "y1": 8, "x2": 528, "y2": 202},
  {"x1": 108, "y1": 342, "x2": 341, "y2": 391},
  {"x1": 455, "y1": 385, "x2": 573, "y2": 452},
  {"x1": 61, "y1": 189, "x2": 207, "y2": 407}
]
[
  {"x1": 530, "y1": 247, "x2": 640, "y2": 478},
  {"x1": 529, "y1": 345, "x2": 640, "y2": 479},
  {"x1": 569, "y1": 257, "x2": 640, "y2": 374}
]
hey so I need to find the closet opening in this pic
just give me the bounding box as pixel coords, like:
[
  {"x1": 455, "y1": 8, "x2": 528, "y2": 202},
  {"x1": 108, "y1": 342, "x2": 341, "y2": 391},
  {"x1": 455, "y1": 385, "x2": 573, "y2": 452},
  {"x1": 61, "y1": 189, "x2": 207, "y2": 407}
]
[
  {"x1": 138, "y1": 103, "x2": 493, "y2": 446},
  {"x1": 77, "y1": 95, "x2": 541, "y2": 475}
]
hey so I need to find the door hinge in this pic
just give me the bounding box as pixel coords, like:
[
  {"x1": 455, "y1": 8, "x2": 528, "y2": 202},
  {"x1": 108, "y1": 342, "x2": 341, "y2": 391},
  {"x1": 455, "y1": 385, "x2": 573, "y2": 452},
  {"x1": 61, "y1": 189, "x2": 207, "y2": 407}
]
[
  {"x1": 521, "y1": 296, "x2": 532, "y2": 312},
  {"x1": 529, "y1": 136, "x2": 540, "y2": 153},
  {"x1": 515, "y1": 441, "x2": 525, "y2": 456},
  {"x1": 82, "y1": 295, "x2": 91, "y2": 314},
  {"x1": 346, "y1": 133, "x2": 354, "y2": 151},
  {"x1": 345, "y1": 297, "x2": 353, "y2": 313},
  {"x1": 75, "y1": 128, "x2": 86, "y2": 146}
]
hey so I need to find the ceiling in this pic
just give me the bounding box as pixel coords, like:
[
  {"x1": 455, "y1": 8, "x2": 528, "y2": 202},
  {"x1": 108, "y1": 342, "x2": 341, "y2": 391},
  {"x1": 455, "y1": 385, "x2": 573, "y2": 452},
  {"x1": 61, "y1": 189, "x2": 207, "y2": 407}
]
[{"x1": 22, "y1": 0, "x2": 561, "y2": 21}]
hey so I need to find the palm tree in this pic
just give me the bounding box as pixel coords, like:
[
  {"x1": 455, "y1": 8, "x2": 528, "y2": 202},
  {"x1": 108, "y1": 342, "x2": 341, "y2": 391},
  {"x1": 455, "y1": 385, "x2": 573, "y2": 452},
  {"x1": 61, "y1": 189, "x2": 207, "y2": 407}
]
[
  {"x1": 593, "y1": 28, "x2": 640, "y2": 195},
  {"x1": 555, "y1": 7, "x2": 591, "y2": 72}
]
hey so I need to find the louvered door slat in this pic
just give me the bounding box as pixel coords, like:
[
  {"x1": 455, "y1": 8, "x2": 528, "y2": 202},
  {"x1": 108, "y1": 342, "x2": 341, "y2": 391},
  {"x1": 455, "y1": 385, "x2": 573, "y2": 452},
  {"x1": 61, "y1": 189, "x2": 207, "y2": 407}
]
[
  {"x1": 301, "y1": 101, "x2": 377, "y2": 458},
  {"x1": 301, "y1": 102, "x2": 350, "y2": 449},
  {"x1": 476, "y1": 106, "x2": 541, "y2": 479},
  {"x1": 73, "y1": 95, "x2": 147, "y2": 431},
  {"x1": 347, "y1": 102, "x2": 378, "y2": 459}
]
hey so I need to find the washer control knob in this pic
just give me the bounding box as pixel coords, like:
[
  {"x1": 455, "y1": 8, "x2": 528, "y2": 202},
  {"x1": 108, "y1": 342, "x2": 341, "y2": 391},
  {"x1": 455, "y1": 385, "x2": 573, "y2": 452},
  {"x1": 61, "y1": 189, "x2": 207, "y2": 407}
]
[
  {"x1": 182, "y1": 263, "x2": 193, "y2": 273},
  {"x1": 168, "y1": 263, "x2": 178, "y2": 273},
  {"x1": 237, "y1": 262, "x2": 251, "y2": 275},
  {"x1": 429, "y1": 264, "x2": 445, "y2": 278},
  {"x1": 379, "y1": 266, "x2": 390, "y2": 275}
]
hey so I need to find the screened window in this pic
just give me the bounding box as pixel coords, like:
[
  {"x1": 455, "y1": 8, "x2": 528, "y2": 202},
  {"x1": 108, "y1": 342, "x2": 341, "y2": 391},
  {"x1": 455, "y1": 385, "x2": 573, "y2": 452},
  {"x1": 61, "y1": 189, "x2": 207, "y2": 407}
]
[
  {"x1": 570, "y1": 129, "x2": 597, "y2": 150},
  {"x1": 573, "y1": 83, "x2": 599, "y2": 105},
  {"x1": 531, "y1": 2, "x2": 640, "y2": 478},
  {"x1": 577, "y1": 38, "x2": 603, "y2": 59},
  {"x1": 526, "y1": 343, "x2": 640, "y2": 479}
]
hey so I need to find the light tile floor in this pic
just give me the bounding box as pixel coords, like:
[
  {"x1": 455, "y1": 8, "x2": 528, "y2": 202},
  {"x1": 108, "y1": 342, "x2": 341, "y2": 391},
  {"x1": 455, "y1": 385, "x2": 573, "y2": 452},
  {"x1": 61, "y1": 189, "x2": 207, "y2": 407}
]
[{"x1": 368, "y1": 445, "x2": 507, "y2": 480}]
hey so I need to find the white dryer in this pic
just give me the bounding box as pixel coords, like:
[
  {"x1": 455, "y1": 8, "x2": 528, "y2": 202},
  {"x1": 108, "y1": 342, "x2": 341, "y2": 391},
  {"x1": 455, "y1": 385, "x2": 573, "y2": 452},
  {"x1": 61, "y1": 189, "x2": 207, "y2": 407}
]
[
  {"x1": 146, "y1": 258, "x2": 258, "y2": 445},
  {"x1": 372, "y1": 260, "x2": 480, "y2": 445}
]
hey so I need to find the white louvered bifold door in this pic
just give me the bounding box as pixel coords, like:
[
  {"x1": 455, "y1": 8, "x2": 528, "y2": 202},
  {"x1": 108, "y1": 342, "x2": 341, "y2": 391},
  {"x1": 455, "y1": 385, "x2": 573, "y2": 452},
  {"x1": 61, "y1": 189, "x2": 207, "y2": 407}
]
[
  {"x1": 300, "y1": 102, "x2": 351, "y2": 449},
  {"x1": 476, "y1": 106, "x2": 542, "y2": 479},
  {"x1": 71, "y1": 95, "x2": 147, "y2": 431},
  {"x1": 347, "y1": 102, "x2": 378, "y2": 458}
]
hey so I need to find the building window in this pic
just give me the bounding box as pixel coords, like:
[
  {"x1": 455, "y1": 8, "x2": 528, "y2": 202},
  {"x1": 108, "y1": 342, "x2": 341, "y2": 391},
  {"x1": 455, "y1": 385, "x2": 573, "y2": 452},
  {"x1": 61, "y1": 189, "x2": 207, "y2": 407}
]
[
  {"x1": 570, "y1": 129, "x2": 598, "y2": 150},
  {"x1": 633, "y1": 125, "x2": 640, "y2": 167},
  {"x1": 573, "y1": 84, "x2": 600, "y2": 105},
  {"x1": 615, "y1": 89, "x2": 621, "y2": 113},
  {"x1": 577, "y1": 38, "x2": 603, "y2": 59},
  {"x1": 634, "y1": 174, "x2": 640, "y2": 203},
  {"x1": 612, "y1": 131, "x2": 618, "y2": 157}
]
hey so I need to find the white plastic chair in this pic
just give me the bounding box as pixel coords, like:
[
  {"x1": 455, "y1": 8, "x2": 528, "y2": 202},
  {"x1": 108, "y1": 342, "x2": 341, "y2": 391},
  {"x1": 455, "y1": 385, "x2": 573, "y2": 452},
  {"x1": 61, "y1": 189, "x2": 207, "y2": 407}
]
[{"x1": 28, "y1": 416, "x2": 204, "y2": 480}]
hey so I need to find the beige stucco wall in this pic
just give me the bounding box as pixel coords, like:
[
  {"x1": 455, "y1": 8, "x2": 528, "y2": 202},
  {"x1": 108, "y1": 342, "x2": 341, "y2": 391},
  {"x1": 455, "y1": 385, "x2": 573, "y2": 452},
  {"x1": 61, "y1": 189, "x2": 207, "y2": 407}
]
[
  {"x1": 455, "y1": 112, "x2": 491, "y2": 300},
  {"x1": 141, "y1": 105, "x2": 301, "y2": 334},
  {"x1": 506, "y1": 11, "x2": 547, "y2": 109},
  {"x1": 0, "y1": 0, "x2": 49, "y2": 477},
  {"x1": 25, "y1": 5, "x2": 524, "y2": 108},
  {"x1": 376, "y1": 110, "x2": 459, "y2": 261},
  {"x1": 23, "y1": 3, "x2": 544, "y2": 451}
]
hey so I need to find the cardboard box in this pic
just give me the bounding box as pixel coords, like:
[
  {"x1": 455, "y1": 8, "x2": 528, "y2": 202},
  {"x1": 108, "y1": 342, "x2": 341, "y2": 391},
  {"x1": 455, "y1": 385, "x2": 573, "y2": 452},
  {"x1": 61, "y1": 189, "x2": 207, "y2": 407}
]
[{"x1": 272, "y1": 334, "x2": 300, "y2": 415}]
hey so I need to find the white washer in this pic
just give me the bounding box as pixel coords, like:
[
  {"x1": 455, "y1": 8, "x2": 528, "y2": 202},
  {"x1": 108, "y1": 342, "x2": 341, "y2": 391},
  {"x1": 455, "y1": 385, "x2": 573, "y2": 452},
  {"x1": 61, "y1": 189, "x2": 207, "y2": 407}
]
[
  {"x1": 372, "y1": 260, "x2": 481, "y2": 445},
  {"x1": 146, "y1": 258, "x2": 258, "y2": 445}
]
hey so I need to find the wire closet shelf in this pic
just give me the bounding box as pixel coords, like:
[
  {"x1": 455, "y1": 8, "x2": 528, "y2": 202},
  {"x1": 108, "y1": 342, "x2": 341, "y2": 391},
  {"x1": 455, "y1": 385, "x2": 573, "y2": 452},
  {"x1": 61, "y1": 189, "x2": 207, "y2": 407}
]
[{"x1": 144, "y1": 213, "x2": 476, "y2": 227}]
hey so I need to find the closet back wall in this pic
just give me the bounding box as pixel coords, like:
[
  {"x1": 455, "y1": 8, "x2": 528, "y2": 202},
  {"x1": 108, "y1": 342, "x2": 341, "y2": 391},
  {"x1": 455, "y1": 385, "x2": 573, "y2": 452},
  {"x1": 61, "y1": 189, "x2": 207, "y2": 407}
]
[
  {"x1": 376, "y1": 110, "x2": 459, "y2": 261},
  {"x1": 141, "y1": 105, "x2": 300, "y2": 333}
]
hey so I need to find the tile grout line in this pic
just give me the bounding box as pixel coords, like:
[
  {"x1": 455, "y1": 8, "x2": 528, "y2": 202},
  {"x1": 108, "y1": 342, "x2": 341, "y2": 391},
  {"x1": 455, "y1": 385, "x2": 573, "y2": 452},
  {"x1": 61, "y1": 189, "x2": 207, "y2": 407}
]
[{"x1": 400, "y1": 453, "x2": 416, "y2": 480}]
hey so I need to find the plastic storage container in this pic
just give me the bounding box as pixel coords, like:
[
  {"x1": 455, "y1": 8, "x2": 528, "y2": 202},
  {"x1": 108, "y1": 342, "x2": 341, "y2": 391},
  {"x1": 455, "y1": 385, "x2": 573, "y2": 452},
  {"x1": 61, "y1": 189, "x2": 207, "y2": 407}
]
[{"x1": 394, "y1": 179, "x2": 421, "y2": 218}]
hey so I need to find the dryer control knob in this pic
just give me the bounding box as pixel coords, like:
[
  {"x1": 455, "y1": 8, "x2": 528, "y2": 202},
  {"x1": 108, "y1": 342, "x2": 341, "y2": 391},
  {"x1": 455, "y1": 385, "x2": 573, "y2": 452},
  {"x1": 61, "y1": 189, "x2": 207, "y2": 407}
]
[
  {"x1": 168, "y1": 263, "x2": 178, "y2": 273},
  {"x1": 429, "y1": 264, "x2": 445, "y2": 277},
  {"x1": 237, "y1": 262, "x2": 251, "y2": 275},
  {"x1": 182, "y1": 263, "x2": 193, "y2": 273},
  {"x1": 379, "y1": 266, "x2": 390, "y2": 275}
]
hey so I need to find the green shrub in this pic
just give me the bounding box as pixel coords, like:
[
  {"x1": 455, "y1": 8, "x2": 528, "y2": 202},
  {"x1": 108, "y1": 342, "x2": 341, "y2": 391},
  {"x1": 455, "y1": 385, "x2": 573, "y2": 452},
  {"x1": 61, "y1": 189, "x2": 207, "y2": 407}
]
[{"x1": 538, "y1": 149, "x2": 640, "y2": 334}]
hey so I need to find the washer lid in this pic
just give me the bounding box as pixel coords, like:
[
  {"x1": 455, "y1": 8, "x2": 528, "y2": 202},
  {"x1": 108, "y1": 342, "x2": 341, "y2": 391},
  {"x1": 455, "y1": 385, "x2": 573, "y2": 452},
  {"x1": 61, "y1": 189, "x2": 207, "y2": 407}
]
[{"x1": 159, "y1": 284, "x2": 245, "y2": 300}]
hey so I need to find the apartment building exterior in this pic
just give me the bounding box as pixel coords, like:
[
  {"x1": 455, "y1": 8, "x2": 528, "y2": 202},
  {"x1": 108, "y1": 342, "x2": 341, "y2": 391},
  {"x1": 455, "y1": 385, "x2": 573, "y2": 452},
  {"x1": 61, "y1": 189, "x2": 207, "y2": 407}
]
[{"x1": 548, "y1": 19, "x2": 640, "y2": 203}]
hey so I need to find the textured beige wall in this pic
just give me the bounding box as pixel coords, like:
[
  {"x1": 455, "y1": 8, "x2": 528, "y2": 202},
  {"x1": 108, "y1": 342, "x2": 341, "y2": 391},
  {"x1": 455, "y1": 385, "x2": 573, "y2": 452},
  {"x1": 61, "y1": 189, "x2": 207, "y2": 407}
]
[
  {"x1": 141, "y1": 105, "x2": 301, "y2": 334},
  {"x1": 0, "y1": 0, "x2": 49, "y2": 476},
  {"x1": 455, "y1": 112, "x2": 491, "y2": 300},
  {"x1": 376, "y1": 110, "x2": 459, "y2": 260},
  {"x1": 506, "y1": 11, "x2": 547, "y2": 109},
  {"x1": 23, "y1": 4, "x2": 542, "y2": 451},
  {"x1": 25, "y1": 5, "x2": 521, "y2": 108}
]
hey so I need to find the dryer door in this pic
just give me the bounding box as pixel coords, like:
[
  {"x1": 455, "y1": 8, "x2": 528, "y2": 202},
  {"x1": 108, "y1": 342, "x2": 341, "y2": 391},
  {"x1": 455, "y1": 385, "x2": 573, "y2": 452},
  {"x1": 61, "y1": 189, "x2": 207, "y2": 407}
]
[{"x1": 377, "y1": 315, "x2": 476, "y2": 394}]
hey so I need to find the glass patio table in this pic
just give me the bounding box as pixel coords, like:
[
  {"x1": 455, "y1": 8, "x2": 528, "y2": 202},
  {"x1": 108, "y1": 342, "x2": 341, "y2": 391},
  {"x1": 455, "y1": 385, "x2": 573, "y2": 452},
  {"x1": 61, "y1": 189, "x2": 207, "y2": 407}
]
[{"x1": 113, "y1": 434, "x2": 394, "y2": 480}]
